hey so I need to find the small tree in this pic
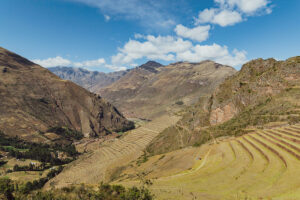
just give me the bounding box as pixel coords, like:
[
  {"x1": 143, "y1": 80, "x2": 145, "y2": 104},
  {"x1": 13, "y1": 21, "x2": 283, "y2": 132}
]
[{"x1": 0, "y1": 178, "x2": 14, "y2": 200}]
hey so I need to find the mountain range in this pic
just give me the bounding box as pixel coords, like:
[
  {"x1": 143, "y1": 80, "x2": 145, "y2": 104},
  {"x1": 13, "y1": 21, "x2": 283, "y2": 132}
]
[{"x1": 51, "y1": 60, "x2": 236, "y2": 119}]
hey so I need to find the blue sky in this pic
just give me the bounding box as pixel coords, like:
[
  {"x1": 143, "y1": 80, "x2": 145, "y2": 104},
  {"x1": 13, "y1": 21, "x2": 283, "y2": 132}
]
[{"x1": 0, "y1": 0, "x2": 299, "y2": 72}]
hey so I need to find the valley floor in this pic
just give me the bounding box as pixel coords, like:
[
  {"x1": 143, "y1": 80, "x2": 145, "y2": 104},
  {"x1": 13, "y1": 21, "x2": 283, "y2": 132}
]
[{"x1": 44, "y1": 114, "x2": 180, "y2": 189}]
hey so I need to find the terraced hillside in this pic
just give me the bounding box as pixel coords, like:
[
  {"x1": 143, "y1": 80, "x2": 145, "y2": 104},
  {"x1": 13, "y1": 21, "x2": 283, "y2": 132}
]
[
  {"x1": 45, "y1": 114, "x2": 180, "y2": 189},
  {"x1": 118, "y1": 124, "x2": 300, "y2": 200}
]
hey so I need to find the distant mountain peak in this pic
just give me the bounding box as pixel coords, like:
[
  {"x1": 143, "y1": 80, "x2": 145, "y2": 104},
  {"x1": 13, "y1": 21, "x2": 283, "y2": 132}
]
[{"x1": 138, "y1": 61, "x2": 163, "y2": 73}]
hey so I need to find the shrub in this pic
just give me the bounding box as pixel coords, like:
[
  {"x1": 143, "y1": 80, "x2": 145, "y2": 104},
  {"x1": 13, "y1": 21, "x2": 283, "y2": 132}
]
[
  {"x1": 175, "y1": 101, "x2": 184, "y2": 105},
  {"x1": 0, "y1": 178, "x2": 14, "y2": 200}
]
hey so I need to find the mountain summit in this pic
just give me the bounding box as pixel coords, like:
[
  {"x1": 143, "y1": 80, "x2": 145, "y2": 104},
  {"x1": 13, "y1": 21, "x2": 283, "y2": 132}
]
[{"x1": 138, "y1": 61, "x2": 163, "y2": 73}]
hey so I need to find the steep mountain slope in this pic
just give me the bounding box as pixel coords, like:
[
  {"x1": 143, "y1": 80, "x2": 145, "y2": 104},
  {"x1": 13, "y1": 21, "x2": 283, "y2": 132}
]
[
  {"x1": 49, "y1": 66, "x2": 129, "y2": 92},
  {"x1": 0, "y1": 47, "x2": 133, "y2": 143},
  {"x1": 147, "y1": 57, "x2": 300, "y2": 155},
  {"x1": 99, "y1": 61, "x2": 237, "y2": 119}
]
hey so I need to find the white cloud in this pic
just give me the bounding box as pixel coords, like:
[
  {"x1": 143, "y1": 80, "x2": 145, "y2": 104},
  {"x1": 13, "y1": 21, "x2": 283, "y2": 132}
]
[
  {"x1": 112, "y1": 35, "x2": 247, "y2": 67},
  {"x1": 212, "y1": 9, "x2": 242, "y2": 26},
  {"x1": 32, "y1": 57, "x2": 127, "y2": 71},
  {"x1": 104, "y1": 14, "x2": 111, "y2": 21},
  {"x1": 73, "y1": 58, "x2": 105, "y2": 68},
  {"x1": 176, "y1": 43, "x2": 247, "y2": 66},
  {"x1": 196, "y1": 9, "x2": 242, "y2": 27},
  {"x1": 112, "y1": 35, "x2": 192, "y2": 65},
  {"x1": 134, "y1": 33, "x2": 145, "y2": 39},
  {"x1": 216, "y1": 0, "x2": 270, "y2": 14},
  {"x1": 174, "y1": 24, "x2": 210, "y2": 42},
  {"x1": 32, "y1": 56, "x2": 72, "y2": 68},
  {"x1": 196, "y1": 0, "x2": 272, "y2": 27}
]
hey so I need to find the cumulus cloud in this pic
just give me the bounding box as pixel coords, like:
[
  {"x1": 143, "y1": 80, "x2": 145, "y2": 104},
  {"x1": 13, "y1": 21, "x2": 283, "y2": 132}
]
[
  {"x1": 111, "y1": 35, "x2": 247, "y2": 67},
  {"x1": 177, "y1": 44, "x2": 247, "y2": 66},
  {"x1": 196, "y1": 0, "x2": 272, "y2": 26},
  {"x1": 174, "y1": 24, "x2": 211, "y2": 42},
  {"x1": 32, "y1": 56, "x2": 72, "y2": 68},
  {"x1": 196, "y1": 9, "x2": 242, "y2": 27},
  {"x1": 215, "y1": 0, "x2": 270, "y2": 14},
  {"x1": 112, "y1": 35, "x2": 192, "y2": 65}
]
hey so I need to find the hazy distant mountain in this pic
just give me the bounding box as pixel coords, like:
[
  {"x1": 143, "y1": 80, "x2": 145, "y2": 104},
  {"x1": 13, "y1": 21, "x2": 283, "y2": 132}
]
[
  {"x1": 0, "y1": 47, "x2": 134, "y2": 142},
  {"x1": 49, "y1": 66, "x2": 130, "y2": 92}
]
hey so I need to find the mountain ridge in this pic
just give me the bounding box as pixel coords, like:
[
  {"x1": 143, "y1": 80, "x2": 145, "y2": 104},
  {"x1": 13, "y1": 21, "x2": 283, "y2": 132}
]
[{"x1": 0, "y1": 47, "x2": 134, "y2": 143}]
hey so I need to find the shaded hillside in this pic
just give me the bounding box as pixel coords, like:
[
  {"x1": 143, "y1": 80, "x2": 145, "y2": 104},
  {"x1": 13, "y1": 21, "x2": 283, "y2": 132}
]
[
  {"x1": 0, "y1": 47, "x2": 134, "y2": 143},
  {"x1": 99, "y1": 61, "x2": 236, "y2": 119},
  {"x1": 49, "y1": 66, "x2": 129, "y2": 92},
  {"x1": 147, "y1": 57, "x2": 300, "y2": 155}
]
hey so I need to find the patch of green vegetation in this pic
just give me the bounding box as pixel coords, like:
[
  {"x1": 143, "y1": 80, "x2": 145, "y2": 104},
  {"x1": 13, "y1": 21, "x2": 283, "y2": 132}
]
[
  {"x1": 47, "y1": 127, "x2": 84, "y2": 140},
  {"x1": 0, "y1": 178, "x2": 14, "y2": 200},
  {"x1": 0, "y1": 160, "x2": 7, "y2": 167},
  {"x1": 2, "y1": 178, "x2": 153, "y2": 200},
  {"x1": 175, "y1": 100, "x2": 184, "y2": 105},
  {"x1": 114, "y1": 120, "x2": 136, "y2": 133},
  {"x1": 158, "y1": 155, "x2": 165, "y2": 160},
  {"x1": 0, "y1": 166, "x2": 63, "y2": 199},
  {"x1": 0, "y1": 131, "x2": 79, "y2": 165},
  {"x1": 109, "y1": 166, "x2": 127, "y2": 181},
  {"x1": 13, "y1": 163, "x2": 49, "y2": 172},
  {"x1": 1, "y1": 146, "x2": 28, "y2": 152},
  {"x1": 136, "y1": 151, "x2": 149, "y2": 166}
]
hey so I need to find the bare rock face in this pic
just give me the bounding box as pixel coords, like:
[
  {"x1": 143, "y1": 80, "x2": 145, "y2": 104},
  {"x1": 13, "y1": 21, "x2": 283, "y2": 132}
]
[
  {"x1": 209, "y1": 103, "x2": 238, "y2": 125},
  {"x1": 0, "y1": 47, "x2": 133, "y2": 142}
]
